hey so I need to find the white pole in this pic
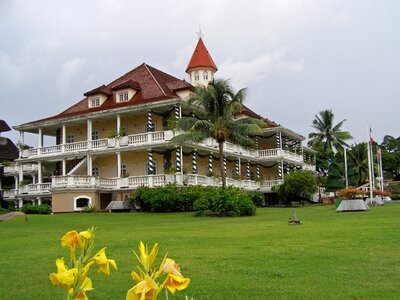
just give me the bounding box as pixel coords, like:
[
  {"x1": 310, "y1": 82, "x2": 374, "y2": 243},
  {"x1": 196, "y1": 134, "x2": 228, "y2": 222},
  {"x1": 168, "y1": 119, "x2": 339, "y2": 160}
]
[
  {"x1": 378, "y1": 147, "x2": 384, "y2": 192},
  {"x1": 370, "y1": 141, "x2": 375, "y2": 190},
  {"x1": 366, "y1": 127, "x2": 373, "y2": 201},
  {"x1": 344, "y1": 147, "x2": 348, "y2": 188}
]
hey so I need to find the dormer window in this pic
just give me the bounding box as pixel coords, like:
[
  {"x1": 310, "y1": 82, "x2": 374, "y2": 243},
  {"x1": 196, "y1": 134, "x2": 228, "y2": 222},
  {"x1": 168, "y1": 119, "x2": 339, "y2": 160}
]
[
  {"x1": 194, "y1": 71, "x2": 199, "y2": 81},
  {"x1": 91, "y1": 97, "x2": 100, "y2": 107},
  {"x1": 203, "y1": 71, "x2": 208, "y2": 80},
  {"x1": 118, "y1": 92, "x2": 129, "y2": 102}
]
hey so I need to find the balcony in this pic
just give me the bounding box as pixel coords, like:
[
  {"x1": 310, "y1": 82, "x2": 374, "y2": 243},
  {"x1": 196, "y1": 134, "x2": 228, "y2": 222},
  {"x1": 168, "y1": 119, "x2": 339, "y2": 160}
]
[
  {"x1": 303, "y1": 164, "x2": 316, "y2": 171},
  {"x1": 3, "y1": 164, "x2": 38, "y2": 174},
  {"x1": 21, "y1": 130, "x2": 174, "y2": 159},
  {"x1": 258, "y1": 149, "x2": 303, "y2": 163}
]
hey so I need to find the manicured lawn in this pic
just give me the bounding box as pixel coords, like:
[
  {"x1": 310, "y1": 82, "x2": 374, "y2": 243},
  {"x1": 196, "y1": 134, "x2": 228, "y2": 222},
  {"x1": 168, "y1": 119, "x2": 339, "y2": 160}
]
[{"x1": 0, "y1": 203, "x2": 399, "y2": 299}]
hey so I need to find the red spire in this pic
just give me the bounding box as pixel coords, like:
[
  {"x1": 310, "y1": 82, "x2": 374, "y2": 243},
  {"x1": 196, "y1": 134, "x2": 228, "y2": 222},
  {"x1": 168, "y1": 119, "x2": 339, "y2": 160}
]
[{"x1": 185, "y1": 37, "x2": 218, "y2": 74}]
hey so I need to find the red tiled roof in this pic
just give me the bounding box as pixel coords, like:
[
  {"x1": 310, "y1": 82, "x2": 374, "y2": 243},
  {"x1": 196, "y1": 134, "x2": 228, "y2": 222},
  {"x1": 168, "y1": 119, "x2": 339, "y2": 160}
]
[
  {"x1": 0, "y1": 120, "x2": 11, "y2": 132},
  {"x1": 239, "y1": 105, "x2": 279, "y2": 128},
  {"x1": 186, "y1": 38, "x2": 218, "y2": 73},
  {"x1": 83, "y1": 85, "x2": 113, "y2": 97},
  {"x1": 21, "y1": 63, "x2": 192, "y2": 126},
  {"x1": 111, "y1": 79, "x2": 141, "y2": 91}
]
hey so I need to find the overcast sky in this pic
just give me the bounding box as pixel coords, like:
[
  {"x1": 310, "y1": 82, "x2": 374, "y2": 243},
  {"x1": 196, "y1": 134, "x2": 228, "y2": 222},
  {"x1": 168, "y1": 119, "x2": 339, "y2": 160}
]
[{"x1": 0, "y1": 0, "x2": 399, "y2": 147}]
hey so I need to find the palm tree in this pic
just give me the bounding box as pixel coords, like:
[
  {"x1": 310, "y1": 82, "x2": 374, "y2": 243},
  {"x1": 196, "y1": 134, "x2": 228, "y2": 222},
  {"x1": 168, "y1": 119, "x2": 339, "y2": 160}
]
[
  {"x1": 171, "y1": 79, "x2": 265, "y2": 188},
  {"x1": 347, "y1": 143, "x2": 369, "y2": 187},
  {"x1": 308, "y1": 109, "x2": 352, "y2": 152}
]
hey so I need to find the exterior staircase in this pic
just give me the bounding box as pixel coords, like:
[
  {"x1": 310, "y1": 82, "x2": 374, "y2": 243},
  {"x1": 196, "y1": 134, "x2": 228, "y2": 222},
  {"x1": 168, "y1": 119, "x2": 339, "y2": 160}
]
[{"x1": 67, "y1": 157, "x2": 87, "y2": 175}]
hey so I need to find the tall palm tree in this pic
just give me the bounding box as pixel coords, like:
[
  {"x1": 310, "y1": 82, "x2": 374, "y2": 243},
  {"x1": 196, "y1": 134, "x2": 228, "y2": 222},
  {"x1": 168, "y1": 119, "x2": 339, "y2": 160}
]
[
  {"x1": 308, "y1": 109, "x2": 352, "y2": 152},
  {"x1": 347, "y1": 143, "x2": 369, "y2": 187},
  {"x1": 171, "y1": 79, "x2": 265, "y2": 188}
]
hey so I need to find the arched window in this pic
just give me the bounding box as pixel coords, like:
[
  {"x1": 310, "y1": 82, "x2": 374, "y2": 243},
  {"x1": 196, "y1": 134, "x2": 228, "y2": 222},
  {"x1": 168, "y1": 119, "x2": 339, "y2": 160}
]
[
  {"x1": 67, "y1": 134, "x2": 75, "y2": 143},
  {"x1": 144, "y1": 160, "x2": 158, "y2": 175},
  {"x1": 194, "y1": 71, "x2": 199, "y2": 81},
  {"x1": 92, "y1": 130, "x2": 99, "y2": 140},
  {"x1": 73, "y1": 196, "x2": 92, "y2": 211},
  {"x1": 203, "y1": 71, "x2": 208, "y2": 80},
  {"x1": 92, "y1": 166, "x2": 99, "y2": 177}
]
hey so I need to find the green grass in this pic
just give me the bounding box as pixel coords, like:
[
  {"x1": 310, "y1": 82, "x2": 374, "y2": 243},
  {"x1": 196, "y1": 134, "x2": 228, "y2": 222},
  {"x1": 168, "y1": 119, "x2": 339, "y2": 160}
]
[{"x1": 1, "y1": 203, "x2": 400, "y2": 299}]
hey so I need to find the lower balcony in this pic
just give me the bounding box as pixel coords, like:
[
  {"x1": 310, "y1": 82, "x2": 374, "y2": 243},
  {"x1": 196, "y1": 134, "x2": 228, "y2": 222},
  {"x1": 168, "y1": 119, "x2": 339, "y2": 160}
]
[{"x1": 2, "y1": 175, "x2": 284, "y2": 198}]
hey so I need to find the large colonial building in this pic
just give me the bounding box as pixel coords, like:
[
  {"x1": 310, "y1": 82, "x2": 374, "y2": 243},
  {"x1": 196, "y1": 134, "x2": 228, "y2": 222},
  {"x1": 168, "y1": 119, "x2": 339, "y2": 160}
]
[{"x1": 2, "y1": 38, "x2": 316, "y2": 212}]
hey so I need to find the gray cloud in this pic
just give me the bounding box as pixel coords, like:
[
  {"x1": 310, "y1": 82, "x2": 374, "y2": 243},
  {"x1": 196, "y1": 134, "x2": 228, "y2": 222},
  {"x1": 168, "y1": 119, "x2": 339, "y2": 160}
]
[{"x1": 0, "y1": 0, "x2": 399, "y2": 147}]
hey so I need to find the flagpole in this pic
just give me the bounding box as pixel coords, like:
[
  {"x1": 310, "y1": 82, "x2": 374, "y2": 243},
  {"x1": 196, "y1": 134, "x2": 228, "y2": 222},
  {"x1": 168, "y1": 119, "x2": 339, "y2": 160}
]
[
  {"x1": 344, "y1": 146, "x2": 348, "y2": 188},
  {"x1": 370, "y1": 141, "x2": 375, "y2": 190},
  {"x1": 366, "y1": 126, "x2": 373, "y2": 201}
]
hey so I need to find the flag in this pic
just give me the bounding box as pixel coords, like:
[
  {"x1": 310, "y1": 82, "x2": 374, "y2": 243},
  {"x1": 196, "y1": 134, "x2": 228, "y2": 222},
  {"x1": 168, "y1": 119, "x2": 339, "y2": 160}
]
[
  {"x1": 369, "y1": 127, "x2": 374, "y2": 143},
  {"x1": 377, "y1": 147, "x2": 381, "y2": 158}
]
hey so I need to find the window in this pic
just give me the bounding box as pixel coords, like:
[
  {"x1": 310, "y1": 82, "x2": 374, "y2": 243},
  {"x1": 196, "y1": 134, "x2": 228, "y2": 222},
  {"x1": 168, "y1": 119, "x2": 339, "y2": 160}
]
[
  {"x1": 194, "y1": 71, "x2": 199, "y2": 81},
  {"x1": 121, "y1": 164, "x2": 128, "y2": 177},
  {"x1": 73, "y1": 196, "x2": 92, "y2": 211},
  {"x1": 91, "y1": 98, "x2": 100, "y2": 107},
  {"x1": 92, "y1": 130, "x2": 99, "y2": 140},
  {"x1": 67, "y1": 134, "x2": 75, "y2": 143},
  {"x1": 203, "y1": 71, "x2": 208, "y2": 80},
  {"x1": 92, "y1": 166, "x2": 99, "y2": 177},
  {"x1": 145, "y1": 160, "x2": 157, "y2": 175},
  {"x1": 118, "y1": 92, "x2": 129, "y2": 102}
]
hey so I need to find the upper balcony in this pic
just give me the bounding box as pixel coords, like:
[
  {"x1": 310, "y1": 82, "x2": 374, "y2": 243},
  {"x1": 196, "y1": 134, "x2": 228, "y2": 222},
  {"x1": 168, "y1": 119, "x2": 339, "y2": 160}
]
[{"x1": 19, "y1": 130, "x2": 307, "y2": 165}]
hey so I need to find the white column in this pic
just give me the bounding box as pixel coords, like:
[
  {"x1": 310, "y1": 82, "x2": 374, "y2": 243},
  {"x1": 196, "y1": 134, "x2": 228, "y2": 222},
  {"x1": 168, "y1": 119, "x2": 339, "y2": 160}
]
[
  {"x1": 38, "y1": 128, "x2": 43, "y2": 147},
  {"x1": 32, "y1": 175, "x2": 36, "y2": 184},
  {"x1": 38, "y1": 162, "x2": 42, "y2": 183},
  {"x1": 18, "y1": 199, "x2": 23, "y2": 208},
  {"x1": 14, "y1": 175, "x2": 19, "y2": 190},
  {"x1": 19, "y1": 131, "x2": 25, "y2": 145},
  {"x1": 117, "y1": 152, "x2": 121, "y2": 178},
  {"x1": 62, "y1": 159, "x2": 67, "y2": 176},
  {"x1": 61, "y1": 124, "x2": 66, "y2": 152},
  {"x1": 117, "y1": 114, "x2": 121, "y2": 133},
  {"x1": 37, "y1": 197, "x2": 42, "y2": 205},
  {"x1": 344, "y1": 147, "x2": 348, "y2": 188},
  {"x1": 18, "y1": 164, "x2": 23, "y2": 182},
  {"x1": 87, "y1": 154, "x2": 92, "y2": 176},
  {"x1": 87, "y1": 119, "x2": 92, "y2": 150}
]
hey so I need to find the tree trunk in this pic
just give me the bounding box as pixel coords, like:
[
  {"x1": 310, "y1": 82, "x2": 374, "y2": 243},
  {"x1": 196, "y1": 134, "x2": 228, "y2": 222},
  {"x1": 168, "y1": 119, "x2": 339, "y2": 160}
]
[{"x1": 219, "y1": 142, "x2": 226, "y2": 188}]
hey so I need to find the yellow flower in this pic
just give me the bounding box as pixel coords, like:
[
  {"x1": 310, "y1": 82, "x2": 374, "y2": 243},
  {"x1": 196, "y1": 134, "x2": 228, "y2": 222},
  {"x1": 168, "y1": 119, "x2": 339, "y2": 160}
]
[
  {"x1": 131, "y1": 271, "x2": 143, "y2": 283},
  {"x1": 126, "y1": 276, "x2": 159, "y2": 300},
  {"x1": 61, "y1": 230, "x2": 82, "y2": 251},
  {"x1": 75, "y1": 277, "x2": 93, "y2": 300},
  {"x1": 49, "y1": 258, "x2": 78, "y2": 291},
  {"x1": 136, "y1": 241, "x2": 158, "y2": 272},
  {"x1": 93, "y1": 248, "x2": 117, "y2": 275},
  {"x1": 78, "y1": 230, "x2": 92, "y2": 249},
  {"x1": 160, "y1": 258, "x2": 182, "y2": 277},
  {"x1": 163, "y1": 274, "x2": 190, "y2": 294}
]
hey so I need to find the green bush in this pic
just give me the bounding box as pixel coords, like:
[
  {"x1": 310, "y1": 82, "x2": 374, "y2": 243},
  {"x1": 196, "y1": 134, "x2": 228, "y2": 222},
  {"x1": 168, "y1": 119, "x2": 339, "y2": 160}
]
[
  {"x1": 390, "y1": 194, "x2": 400, "y2": 200},
  {"x1": 0, "y1": 207, "x2": 11, "y2": 215},
  {"x1": 20, "y1": 204, "x2": 51, "y2": 214},
  {"x1": 248, "y1": 191, "x2": 264, "y2": 207},
  {"x1": 81, "y1": 206, "x2": 97, "y2": 213},
  {"x1": 129, "y1": 185, "x2": 256, "y2": 217}
]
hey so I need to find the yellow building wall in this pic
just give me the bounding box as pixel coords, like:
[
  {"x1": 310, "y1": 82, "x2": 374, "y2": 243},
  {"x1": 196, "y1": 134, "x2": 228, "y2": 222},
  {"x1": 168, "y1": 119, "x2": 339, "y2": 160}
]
[{"x1": 52, "y1": 191, "x2": 99, "y2": 213}]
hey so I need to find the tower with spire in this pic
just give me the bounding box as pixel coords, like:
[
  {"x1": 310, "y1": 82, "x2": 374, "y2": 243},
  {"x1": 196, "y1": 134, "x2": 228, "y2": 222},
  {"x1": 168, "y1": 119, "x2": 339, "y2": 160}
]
[{"x1": 186, "y1": 37, "x2": 218, "y2": 86}]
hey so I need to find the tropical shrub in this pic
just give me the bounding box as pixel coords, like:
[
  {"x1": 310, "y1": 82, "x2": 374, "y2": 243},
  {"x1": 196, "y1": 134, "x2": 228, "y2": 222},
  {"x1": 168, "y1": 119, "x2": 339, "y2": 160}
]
[
  {"x1": 247, "y1": 191, "x2": 264, "y2": 207},
  {"x1": 275, "y1": 170, "x2": 317, "y2": 204},
  {"x1": 337, "y1": 186, "x2": 366, "y2": 199},
  {"x1": 129, "y1": 185, "x2": 257, "y2": 217},
  {"x1": 21, "y1": 204, "x2": 51, "y2": 214},
  {"x1": 81, "y1": 205, "x2": 97, "y2": 213}
]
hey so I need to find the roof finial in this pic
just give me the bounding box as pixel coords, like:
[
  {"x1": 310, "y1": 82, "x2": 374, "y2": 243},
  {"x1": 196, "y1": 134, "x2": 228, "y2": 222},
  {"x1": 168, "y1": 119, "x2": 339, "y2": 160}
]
[{"x1": 196, "y1": 23, "x2": 204, "y2": 39}]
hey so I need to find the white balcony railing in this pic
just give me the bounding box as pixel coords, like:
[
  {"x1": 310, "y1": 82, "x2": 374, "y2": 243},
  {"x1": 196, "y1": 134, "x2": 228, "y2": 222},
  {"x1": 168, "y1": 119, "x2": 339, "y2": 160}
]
[
  {"x1": 3, "y1": 164, "x2": 38, "y2": 174},
  {"x1": 21, "y1": 131, "x2": 173, "y2": 159},
  {"x1": 2, "y1": 189, "x2": 18, "y2": 198},
  {"x1": 258, "y1": 149, "x2": 303, "y2": 162}
]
